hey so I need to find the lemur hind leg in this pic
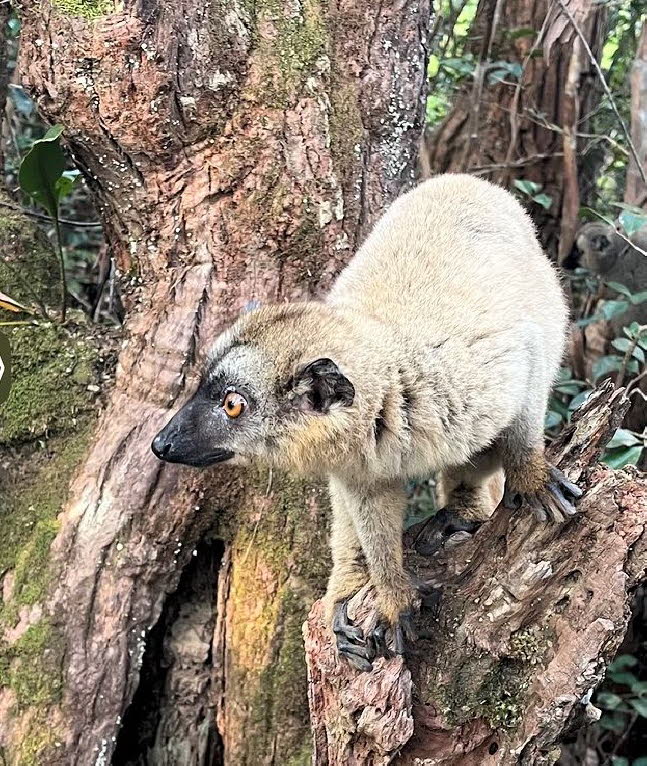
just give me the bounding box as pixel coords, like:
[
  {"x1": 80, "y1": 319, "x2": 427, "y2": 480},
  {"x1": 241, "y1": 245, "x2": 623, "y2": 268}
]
[
  {"x1": 411, "y1": 448, "x2": 504, "y2": 557},
  {"x1": 499, "y1": 417, "x2": 582, "y2": 523}
]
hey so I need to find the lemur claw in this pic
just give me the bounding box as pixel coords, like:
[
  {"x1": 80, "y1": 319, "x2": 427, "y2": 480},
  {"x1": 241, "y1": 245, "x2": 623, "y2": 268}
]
[
  {"x1": 505, "y1": 466, "x2": 582, "y2": 523},
  {"x1": 369, "y1": 612, "x2": 415, "y2": 659},
  {"x1": 413, "y1": 578, "x2": 442, "y2": 615},
  {"x1": 333, "y1": 599, "x2": 374, "y2": 670},
  {"x1": 332, "y1": 599, "x2": 364, "y2": 643},
  {"x1": 336, "y1": 636, "x2": 374, "y2": 672},
  {"x1": 333, "y1": 600, "x2": 419, "y2": 671},
  {"x1": 411, "y1": 507, "x2": 482, "y2": 557}
]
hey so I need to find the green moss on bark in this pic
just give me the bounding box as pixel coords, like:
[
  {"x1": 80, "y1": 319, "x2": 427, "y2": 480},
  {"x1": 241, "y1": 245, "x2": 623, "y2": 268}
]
[
  {"x1": 0, "y1": 323, "x2": 96, "y2": 445},
  {"x1": 0, "y1": 204, "x2": 60, "y2": 312},
  {"x1": 15, "y1": 710, "x2": 61, "y2": 766},
  {"x1": 217, "y1": 467, "x2": 329, "y2": 764},
  {"x1": 330, "y1": 80, "x2": 363, "y2": 187},
  {"x1": 241, "y1": 0, "x2": 327, "y2": 106},
  {"x1": 0, "y1": 429, "x2": 91, "y2": 610},
  {"x1": 51, "y1": 0, "x2": 113, "y2": 19},
  {"x1": 5, "y1": 621, "x2": 63, "y2": 708}
]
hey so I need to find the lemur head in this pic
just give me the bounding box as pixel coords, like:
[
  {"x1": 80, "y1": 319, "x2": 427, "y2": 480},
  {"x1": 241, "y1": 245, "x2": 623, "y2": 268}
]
[{"x1": 151, "y1": 303, "x2": 362, "y2": 475}]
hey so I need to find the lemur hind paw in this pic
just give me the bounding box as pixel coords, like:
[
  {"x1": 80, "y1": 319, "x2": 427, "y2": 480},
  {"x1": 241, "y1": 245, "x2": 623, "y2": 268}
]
[
  {"x1": 504, "y1": 466, "x2": 583, "y2": 523},
  {"x1": 408, "y1": 507, "x2": 483, "y2": 557}
]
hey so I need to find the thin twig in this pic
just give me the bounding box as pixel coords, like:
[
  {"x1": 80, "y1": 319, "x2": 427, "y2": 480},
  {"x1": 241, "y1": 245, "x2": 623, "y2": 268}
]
[
  {"x1": 554, "y1": 0, "x2": 647, "y2": 188},
  {"x1": 471, "y1": 153, "x2": 564, "y2": 174},
  {"x1": 53, "y1": 215, "x2": 67, "y2": 323},
  {"x1": 460, "y1": 0, "x2": 505, "y2": 170},
  {"x1": 503, "y1": 12, "x2": 552, "y2": 185},
  {"x1": 0, "y1": 199, "x2": 102, "y2": 228},
  {"x1": 616, "y1": 332, "x2": 642, "y2": 389},
  {"x1": 626, "y1": 366, "x2": 647, "y2": 396}
]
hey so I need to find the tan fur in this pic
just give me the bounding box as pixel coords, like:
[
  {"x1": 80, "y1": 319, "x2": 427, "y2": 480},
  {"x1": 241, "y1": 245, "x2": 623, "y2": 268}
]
[{"x1": 195, "y1": 174, "x2": 569, "y2": 629}]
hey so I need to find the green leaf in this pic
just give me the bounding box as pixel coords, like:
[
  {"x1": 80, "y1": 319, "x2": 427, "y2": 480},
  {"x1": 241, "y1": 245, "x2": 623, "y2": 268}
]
[
  {"x1": 619, "y1": 208, "x2": 647, "y2": 237},
  {"x1": 599, "y1": 712, "x2": 628, "y2": 732},
  {"x1": 545, "y1": 410, "x2": 563, "y2": 429},
  {"x1": 625, "y1": 322, "x2": 642, "y2": 338},
  {"x1": 629, "y1": 291, "x2": 647, "y2": 305},
  {"x1": 554, "y1": 382, "x2": 586, "y2": 395},
  {"x1": 607, "y1": 281, "x2": 632, "y2": 297},
  {"x1": 612, "y1": 337, "x2": 632, "y2": 353},
  {"x1": 607, "y1": 429, "x2": 642, "y2": 449},
  {"x1": 598, "y1": 692, "x2": 624, "y2": 709},
  {"x1": 507, "y1": 27, "x2": 535, "y2": 40},
  {"x1": 513, "y1": 179, "x2": 541, "y2": 197},
  {"x1": 610, "y1": 338, "x2": 644, "y2": 361},
  {"x1": 612, "y1": 757, "x2": 629, "y2": 766},
  {"x1": 632, "y1": 757, "x2": 647, "y2": 766},
  {"x1": 631, "y1": 680, "x2": 647, "y2": 695},
  {"x1": 600, "y1": 300, "x2": 630, "y2": 320},
  {"x1": 532, "y1": 193, "x2": 552, "y2": 210},
  {"x1": 630, "y1": 698, "x2": 647, "y2": 717},
  {"x1": 608, "y1": 670, "x2": 638, "y2": 686},
  {"x1": 603, "y1": 445, "x2": 644, "y2": 469},
  {"x1": 568, "y1": 390, "x2": 592, "y2": 410},
  {"x1": 18, "y1": 124, "x2": 66, "y2": 219},
  {"x1": 592, "y1": 355, "x2": 623, "y2": 382},
  {"x1": 55, "y1": 169, "x2": 81, "y2": 201},
  {"x1": 441, "y1": 58, "x2": 476, "y2": 76},
  {"x1": 556, "y1": 366, "x2": 573, "y2": 382},
  {"x1": 610, "y1": 654, "x2": 639, "y2": 670},
  {"x1": 7, "y1": 16, "x2": 21, "y2": 38}
]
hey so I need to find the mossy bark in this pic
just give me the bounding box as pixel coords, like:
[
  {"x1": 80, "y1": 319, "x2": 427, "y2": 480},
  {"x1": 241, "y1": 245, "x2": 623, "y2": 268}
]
[
  {"x1": 13, "y1": 1, "x2": 431, "y2": 764},
  {"x1": 304, "y1": 384, "x2": 647, "y2": 765},
  {"x1": 0, "y1": 205, "x2": 110, "y2": 763}
]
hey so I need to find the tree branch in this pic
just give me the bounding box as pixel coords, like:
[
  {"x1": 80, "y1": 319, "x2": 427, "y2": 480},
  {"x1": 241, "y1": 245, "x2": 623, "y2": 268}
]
[{"x1": 304, "y1": 382, "x2": 647, "y2": 765}]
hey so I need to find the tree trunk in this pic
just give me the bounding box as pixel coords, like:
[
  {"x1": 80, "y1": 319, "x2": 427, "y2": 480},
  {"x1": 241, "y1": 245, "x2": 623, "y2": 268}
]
[
  {"x1": 1, "y1": 1, "x2": 431, "y2": 764},
  {"x1": 423, "y1": 0, "x2": 605, "y2": 257},
  {"x1": 304, "y1": 382, "x2": 647, "y2": 765},
  {"x1": 625, "y1": 21, "x2": 647, "y2": 209}
]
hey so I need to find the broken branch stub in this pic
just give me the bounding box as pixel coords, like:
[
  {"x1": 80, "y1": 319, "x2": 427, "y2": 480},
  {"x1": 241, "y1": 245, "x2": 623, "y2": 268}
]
[{"x1": 304, "y1": 382, "x2": 647, "y2": 765}]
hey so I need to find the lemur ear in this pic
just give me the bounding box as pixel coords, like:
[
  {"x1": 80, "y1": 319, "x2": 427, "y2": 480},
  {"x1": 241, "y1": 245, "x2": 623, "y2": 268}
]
[{"x1": 289, "y1": 358, "x2": 355, "y2": 414}]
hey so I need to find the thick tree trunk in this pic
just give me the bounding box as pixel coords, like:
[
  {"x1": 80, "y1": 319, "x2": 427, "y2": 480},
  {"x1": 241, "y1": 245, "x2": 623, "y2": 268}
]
[
  {"x1": 1, "y1": 1, "x2": 431, "y2": 764},
  {"x1": 304, "y1": 382, "x2": 647, "y2": 765},
  {"x1": 423, "y1": 0, "x2": 605, "y2": 257}
]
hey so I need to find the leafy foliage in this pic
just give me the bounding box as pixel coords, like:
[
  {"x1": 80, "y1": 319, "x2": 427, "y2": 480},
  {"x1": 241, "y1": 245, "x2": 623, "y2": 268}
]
[{"x1": 15, "y1": 125, "x2": 80, "y2": 322}]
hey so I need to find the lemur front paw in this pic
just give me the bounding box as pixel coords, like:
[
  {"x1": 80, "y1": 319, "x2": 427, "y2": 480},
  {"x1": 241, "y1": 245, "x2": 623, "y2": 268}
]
[
  {"x1": 332, "y1": 585, "x2": 428, "y2": 672},
  {"x1": 406, "y1": 508, "x2": 483, "y2": 557},
  {"x1": 504, "y1": 466, "x2": 583, "y2": 523},
  {"x1": 332, "y1": 599, "x2": 374, "y2": 672}
]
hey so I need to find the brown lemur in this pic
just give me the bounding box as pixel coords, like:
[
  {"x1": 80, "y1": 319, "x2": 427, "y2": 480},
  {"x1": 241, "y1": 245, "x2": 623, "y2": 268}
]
[{"x1": 152, "y1": 174, "x2": 582, "y2": 671}]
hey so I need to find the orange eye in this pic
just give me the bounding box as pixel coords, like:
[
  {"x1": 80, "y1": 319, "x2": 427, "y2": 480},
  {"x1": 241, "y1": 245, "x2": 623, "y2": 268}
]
[{"x1": 223, "y1": 391, "x2": 246, "y2": 419}]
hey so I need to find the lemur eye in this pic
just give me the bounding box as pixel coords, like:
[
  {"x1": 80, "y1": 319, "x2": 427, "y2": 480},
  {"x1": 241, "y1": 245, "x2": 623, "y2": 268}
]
[{"x1": 223, "y1": 391, "x2": 246, "y2": 419}]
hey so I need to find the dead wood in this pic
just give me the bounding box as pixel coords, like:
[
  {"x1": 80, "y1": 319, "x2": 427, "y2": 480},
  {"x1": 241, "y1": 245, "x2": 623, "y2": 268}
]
[{"x1": 304, "y1": 382, "x2": 647, "y2": 765}]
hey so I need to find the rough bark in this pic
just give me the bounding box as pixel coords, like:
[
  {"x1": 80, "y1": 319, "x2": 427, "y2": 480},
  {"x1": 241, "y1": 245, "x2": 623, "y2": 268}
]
[
  {"x1": 625, "y1": 21, "x2": 647, "y2": 209},
  {"x1": 1, "y1": 1, "x2": 431, "y2": 764},
  {"x1": 304, "y1": 382, "x2": 647, "y2": 765},
  {"x1": 423, "y1": 0, "x2": 605, "y2": 256}
]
